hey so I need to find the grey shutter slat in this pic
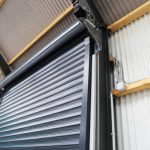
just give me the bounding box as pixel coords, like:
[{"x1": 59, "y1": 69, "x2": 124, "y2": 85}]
[
  {"x1": 0, "y1": 38, "x2": 89, "y2": 150},
  {"x1": 3, "y1": 42, "x2": 85, "y2": 102}
]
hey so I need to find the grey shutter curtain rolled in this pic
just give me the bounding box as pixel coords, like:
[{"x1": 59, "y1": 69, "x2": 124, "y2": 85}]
[{"x1": 0, "y1": 38, "x2": 89, "y2": 150}]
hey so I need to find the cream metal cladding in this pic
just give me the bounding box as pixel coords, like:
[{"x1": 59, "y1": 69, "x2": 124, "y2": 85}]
[
  {"x1": 0, "y1": 0, "x2": 73, "y2": 63},
  {"x1": 116, "y1": 90, "x2": 150, "y2": 150},
  {"x1": 109, "y1": 12, "x2": 150, "y2": 84},
  {"x1": 109, "y1": 12, "x2": 150, "y2": 150}
]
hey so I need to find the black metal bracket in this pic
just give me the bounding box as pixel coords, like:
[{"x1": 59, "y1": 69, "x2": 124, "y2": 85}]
[{"x1": 74, "y1": 5, "x2": 103, "y2": 53}]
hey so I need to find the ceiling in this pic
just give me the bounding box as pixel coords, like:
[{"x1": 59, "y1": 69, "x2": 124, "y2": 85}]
[
  {"x1": 93, "y1": 0, "x2": 147, "y2": 24},
  {"x1": 0, "y1": 0, "x2": 148, "y2": 68},
  {"x1": 0, "y1": 0, "x2": 72, "y2": 63}
]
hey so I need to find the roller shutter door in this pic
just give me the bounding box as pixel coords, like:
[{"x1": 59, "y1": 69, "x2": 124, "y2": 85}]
[{"x1": 0, "y1": 37, "x2": 91, "y2": 150}]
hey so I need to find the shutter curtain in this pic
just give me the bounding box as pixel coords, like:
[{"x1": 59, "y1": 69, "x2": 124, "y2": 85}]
[{"x1": 0, "y1": 38, "x2": 91, "y2": 150}]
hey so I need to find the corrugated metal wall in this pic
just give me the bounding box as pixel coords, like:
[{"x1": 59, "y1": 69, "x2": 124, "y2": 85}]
[
  {"x1": 109, "y1": 12, "x2": 150, "y2": 84},
  {"x1": 0, "y1": 0, "x2": 73, "y2": 62},
  {"x1": 109, "y1": 12, "x2": 150, "y2": 150},
  {"x1": 116, "y1": 90, "x2": 150, "y2": 150}
]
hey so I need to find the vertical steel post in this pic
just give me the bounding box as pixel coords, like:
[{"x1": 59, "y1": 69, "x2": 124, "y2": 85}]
[
  {"x1": 97, "y1": 27, "x2": 112, "y2": 150},
  {"x1": 90, "y1": 27, "x2": 112, "y2": 150}
]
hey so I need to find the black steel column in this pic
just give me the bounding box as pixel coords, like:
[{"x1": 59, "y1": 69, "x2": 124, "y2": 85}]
[{"x1": 96, "y1": 27, "x2": 112, "y2": 150}]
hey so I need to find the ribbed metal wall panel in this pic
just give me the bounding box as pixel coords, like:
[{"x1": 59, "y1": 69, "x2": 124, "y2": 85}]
[
  {"x1": 0, "y1": 39, "x2": 87, "y2": 150},
  {"x1": 0, "y1": 0, "x2": 73, "y2": 62},
  {"x1": 116, "y1": 89, "x2": 150, "y2": 150},
  {"x1": 109, "y1": 12, "x2": 150, "y2": 150},
  {"x1": 12, "y1": 14, "x2": 77, "y2": 69},
  {"x1": 96, "y1": 0, "x2": 147, "y2": 24},
  {"x1": 109, "y1": 12, "x2": 150, "y2": 84}
]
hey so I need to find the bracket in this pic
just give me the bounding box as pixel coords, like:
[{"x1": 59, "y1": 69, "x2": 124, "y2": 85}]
[
  {"x1": 74, "y1": 5, "x2": 103, "y2": 53},
  {"x1": 113, "y1": 58, "x2": 125, "y2": 91}
]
